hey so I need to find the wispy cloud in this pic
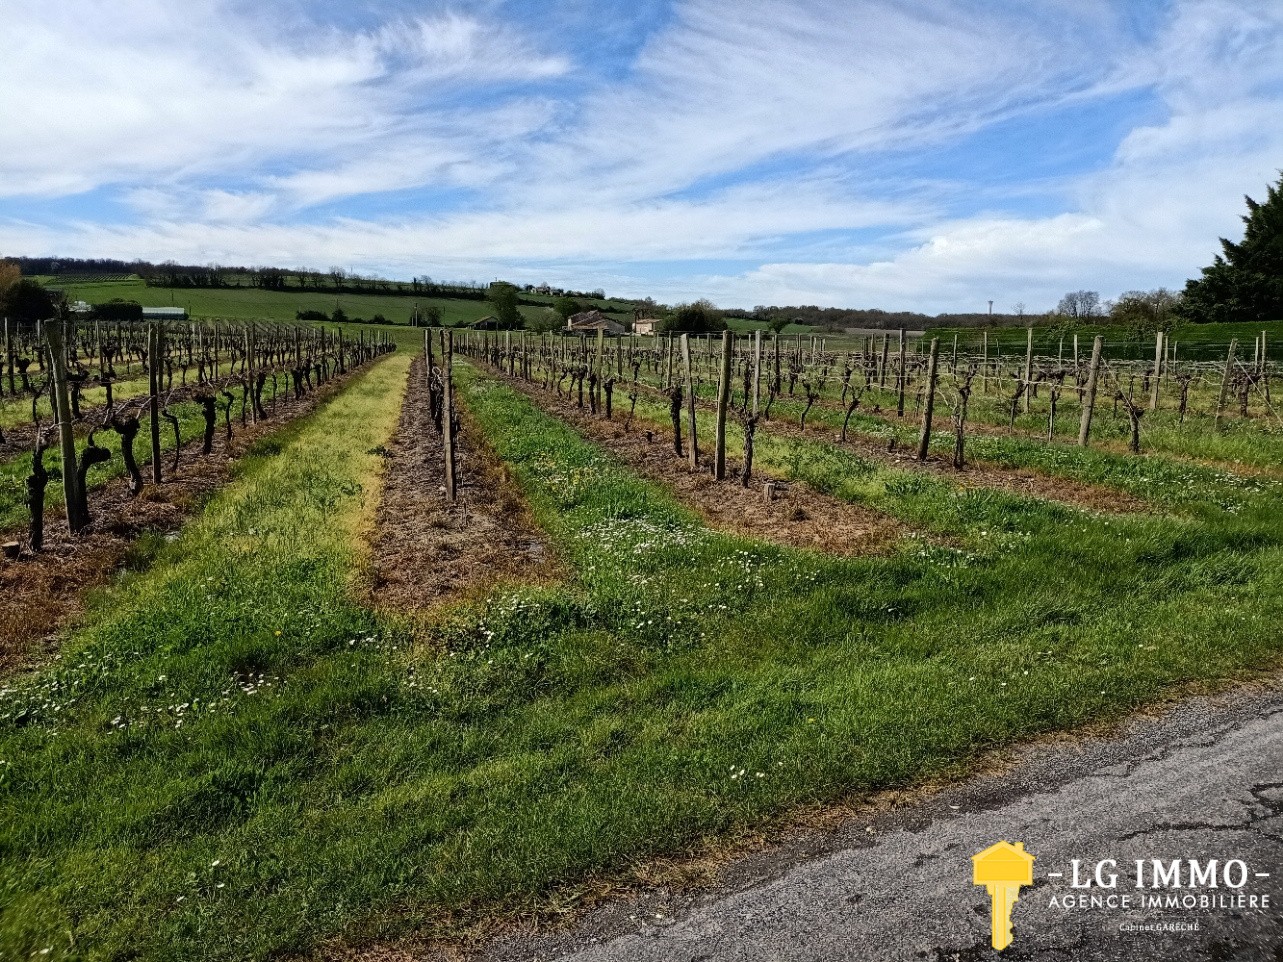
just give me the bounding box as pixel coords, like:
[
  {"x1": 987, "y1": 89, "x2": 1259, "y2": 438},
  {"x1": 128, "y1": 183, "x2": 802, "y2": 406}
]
[
  {"x1": 0, "y1": 0, "x2": 566, "y2": 199},
  {"x1": 529, "y1": 0, "x2": 1137, "y2": 205}
]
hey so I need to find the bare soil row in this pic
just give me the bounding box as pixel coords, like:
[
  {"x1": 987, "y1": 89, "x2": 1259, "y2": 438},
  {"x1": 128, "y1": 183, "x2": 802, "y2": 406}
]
[{"x1": 365, "y1": 354, "x2": 560, "y2": 621}]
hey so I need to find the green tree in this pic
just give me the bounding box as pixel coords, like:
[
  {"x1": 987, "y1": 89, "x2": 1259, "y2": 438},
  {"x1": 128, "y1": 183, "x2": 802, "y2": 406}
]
[
  {"x1": 92, "y1": 299, "x2": 143, "y2": 321},
  {"x1": 527, "y1": 308, "x2": 564, "y2": 334},
  {"x1": 488, "y1": 282, "x2": 523, "y2": 330},
  {"x1": 409, "y1": 304, "x2": 442, "y2": 327},
  {"x1": 553, "y1": 296, "x2": 582, "y2": 320},
  {"x1": 1181, "y1": 172, "x2": 1283, "y2": 324},
  {"x1": 661, "y1": 298, "x2": 727, "y2": 334},
  {"x1": 1, "y1": 279, "x2": 61, "y2": 322}
]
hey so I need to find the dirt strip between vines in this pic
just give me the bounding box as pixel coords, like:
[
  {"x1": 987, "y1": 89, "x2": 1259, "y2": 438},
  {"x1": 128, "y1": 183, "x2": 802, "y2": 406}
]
[
  {"x1": 0, "y1": 356, "x2": 387, "y2": 676},
  {"x1": 478, "y1": 366, "x2": 906, "y2": 557},
  {"x1": 366, "y1": 355, "x2": 560, "y2": 620}
]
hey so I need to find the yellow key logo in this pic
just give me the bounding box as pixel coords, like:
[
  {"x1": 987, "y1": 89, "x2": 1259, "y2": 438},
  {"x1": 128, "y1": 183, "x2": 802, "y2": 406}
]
[{"x1": 972, "y1": 841, "x2": 1035, "y2": 951}]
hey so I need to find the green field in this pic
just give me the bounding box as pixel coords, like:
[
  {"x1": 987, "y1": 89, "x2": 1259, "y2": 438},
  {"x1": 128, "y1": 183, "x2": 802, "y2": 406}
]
[{"x1": 39, "y1": 276, "x2": 635, "y2": 332}]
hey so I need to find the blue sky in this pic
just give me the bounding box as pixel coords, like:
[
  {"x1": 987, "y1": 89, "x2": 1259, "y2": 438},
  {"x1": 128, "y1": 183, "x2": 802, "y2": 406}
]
[{"x1": 2, "y1": 0, "x2": 1281, "y2": 313}]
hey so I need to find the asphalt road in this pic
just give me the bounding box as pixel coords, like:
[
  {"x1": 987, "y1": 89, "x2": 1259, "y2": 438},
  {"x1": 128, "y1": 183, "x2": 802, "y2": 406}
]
[{"x1": 479, "y1": 684, "x2": 1283, "y2": 962}]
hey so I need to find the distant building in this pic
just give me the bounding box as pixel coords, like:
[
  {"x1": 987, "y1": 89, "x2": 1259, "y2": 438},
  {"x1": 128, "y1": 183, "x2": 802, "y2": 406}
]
[
  {"x1": 141, "y1": 306, "x2": 188, "y2": 320},
  {"x1": 566, "y1": 309, "x2": 625, "y2": 336},
  {"x1": 69, "y1": 300, "x2": 93, "y2": 315},
  {"x1": 631, "y1": 307, "x2": 661, "y2": 336},
  {"x1": 471, "y1": 315, "x2": 501, "y2": 330}
]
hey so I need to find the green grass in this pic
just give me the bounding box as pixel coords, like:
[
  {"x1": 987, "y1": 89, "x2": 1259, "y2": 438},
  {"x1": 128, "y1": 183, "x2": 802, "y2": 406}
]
[
  {"x1": 618, "y1": 371, "x2": 1272, "y2": 515},
  {"x1": 607, "y1": 361, "x2": 1282, "y2": 509},
  {"x1": 724, "y1": 317, "x2": 817, "y2": 335},
  {"x1": 7, "y1": 354, "x2": 1283, "y2": 959},
  {"x1": 1, "y1": 354, "x2": 412, "y2": 959}
]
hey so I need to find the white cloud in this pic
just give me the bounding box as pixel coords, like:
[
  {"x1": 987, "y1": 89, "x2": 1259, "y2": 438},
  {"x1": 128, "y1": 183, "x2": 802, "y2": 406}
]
[
  {"x1": 0, "y1": 173, "x2": 928, "y2": 273},
  {"x1": 522, "y1": 0, "x2": 1138, "y2": 207},
  {"x1": 0, "y1": 1, "x2": 566, "y2": 200},
  {"x1": 373, "y1": 11, "x2": 570, "y2": 82},
  {"x1": 663, "y1": 0, "x2": 1283, "y2": 311}
]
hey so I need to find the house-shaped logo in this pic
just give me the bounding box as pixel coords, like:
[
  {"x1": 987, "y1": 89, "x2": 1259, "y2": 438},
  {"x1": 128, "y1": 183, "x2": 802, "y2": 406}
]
[{"x1": 972, "y1": 841, "x2": 1035, "y2": 951}]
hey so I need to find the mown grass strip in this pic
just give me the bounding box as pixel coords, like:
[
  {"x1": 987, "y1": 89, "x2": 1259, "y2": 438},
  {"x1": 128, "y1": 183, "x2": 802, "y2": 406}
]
[{"x1": 5, "y1": 358, "x2": 1283, "y2": 961}]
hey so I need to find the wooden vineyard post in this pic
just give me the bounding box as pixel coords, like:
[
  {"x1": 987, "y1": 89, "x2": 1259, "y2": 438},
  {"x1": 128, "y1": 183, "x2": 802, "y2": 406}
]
[
  {"x1": 879, "y1": 332, "x2": 889, "y2": 388},
  {"x1": 681, "y1": 334, "x2": 698, "y2": 469},
  {"x1": 149, "y1": 323, "x2": 163, "y2": 483},
  {"x1": 46, "y1": 321, "x2": 87, "y2": 531},
  {"x1": 1023, "y1": 326, "x2": 1033, "y2": 412},
  {"x1": 1078, "y1": 335, "x2": 1104, "y2": 447},
  {"x1": 896, "y1": 327, "x2": 906, "y2": 416},
  {"x1": 441, "y1": 329, "x2": 457, "y2": 502},
  {"x1": 714, "y1": 330, "x2": 732, "y2": 480},
  {"x1": 981, "y1": 331, "x2": 988, "y2": 395},
  {"x1": 595, "y1": 329, "x2": 605, "y2": 412},
  {"x1": 752, "y1": 329, "x2": 762, "y2": 415},
  {"x1": 1214, "y1": 339, "x2": 1238, "y2": 430},
  {"x1": 245, "y1": 324, "x2": 256, "y2": 424},
  {"x1": 4, "y1": 317, "x2": 14, "y2": 396},
  {"x1": 917, "y1": 337, "x2": 940, "y2": 461},
  {"x1": 1149, "y1": 330, "x2": 1163, "y2": 411}
]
